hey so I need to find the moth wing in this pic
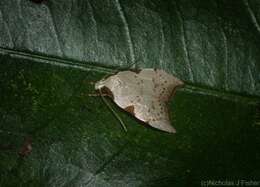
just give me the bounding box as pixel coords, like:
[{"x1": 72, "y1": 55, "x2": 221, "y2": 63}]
[
  {"x1": 149, "y1": 118, "x2": 176, "y2": 133},
  {"x1": 138, "y1": 69, "x2": 184, "y2": 101},
  {"x1": 95, "y1": 69, "x2": 180, "y2": 133},
  {"x1": 147, "y1": 100, "x2": 176, "y2": 133},
  {"x1": 108, "y1": 71, "x2": 144, "y2": 109},
  {"x1": 131, "y1": 97, "x2": 176, "y2": 133}
]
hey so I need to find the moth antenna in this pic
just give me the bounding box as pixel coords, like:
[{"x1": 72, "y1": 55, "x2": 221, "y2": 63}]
[{"x1": 98, "y1": 89, "x2": 128, "y2": 132}]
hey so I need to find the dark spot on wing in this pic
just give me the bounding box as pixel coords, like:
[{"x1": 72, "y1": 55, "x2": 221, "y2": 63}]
[
  {"x1": 124, "y1": 105, "x2": 135, "y2": 115},
  {"x1": 100, "y1": 86, "x2": 114, "y2": 100},
  {"x1": 136, "y1": 96, "x2": 142, "y2": 102}
]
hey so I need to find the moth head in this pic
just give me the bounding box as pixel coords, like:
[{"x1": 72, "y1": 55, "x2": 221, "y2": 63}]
[
  {"x1": 94, "y1": 76, "x2": 116, "y2": 91},
  {"x1": 95, "y1": 75, "x2": 122, "y2": 91},
  {"x1": 94, "y1": 77, "x2": 115, "y2": 99},
  {"x1": 95, "y1": 79, "x2": 106, "y2": 90},
  {"x1": 95, "y1": 77, "x2": 111, "y2": 90}
]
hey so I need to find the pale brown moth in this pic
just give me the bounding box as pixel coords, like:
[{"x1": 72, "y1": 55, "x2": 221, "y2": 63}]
[{"x1": 95, "y1": 68, "x2": 184, "y2": 133}]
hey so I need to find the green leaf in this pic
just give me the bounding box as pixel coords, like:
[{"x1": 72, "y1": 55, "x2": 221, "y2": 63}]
[
  {"x1": 0, "y1": 0, "x2": 260, "y2": 186},
  {"x1": 0, "y1": 52, "x2": 259, "y2": 186},
  {"x1": 0, "y1": 0, "x2": 259, "y2": 95}
]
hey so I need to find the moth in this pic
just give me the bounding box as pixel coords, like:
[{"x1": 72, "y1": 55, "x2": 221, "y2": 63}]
[{"x1": 94, "y1": 68, "x2": 184, "y2": 133}]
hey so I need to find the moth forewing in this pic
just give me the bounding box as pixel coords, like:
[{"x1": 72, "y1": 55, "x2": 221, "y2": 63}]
[{"x1": 94, "y1": 68, "x2": 184, "y2": 133}]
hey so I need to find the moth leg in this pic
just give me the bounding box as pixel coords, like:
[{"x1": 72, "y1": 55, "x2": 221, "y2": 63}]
[{"x1": 98, "y1": 89, "x2": 128, "y2": 132}]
